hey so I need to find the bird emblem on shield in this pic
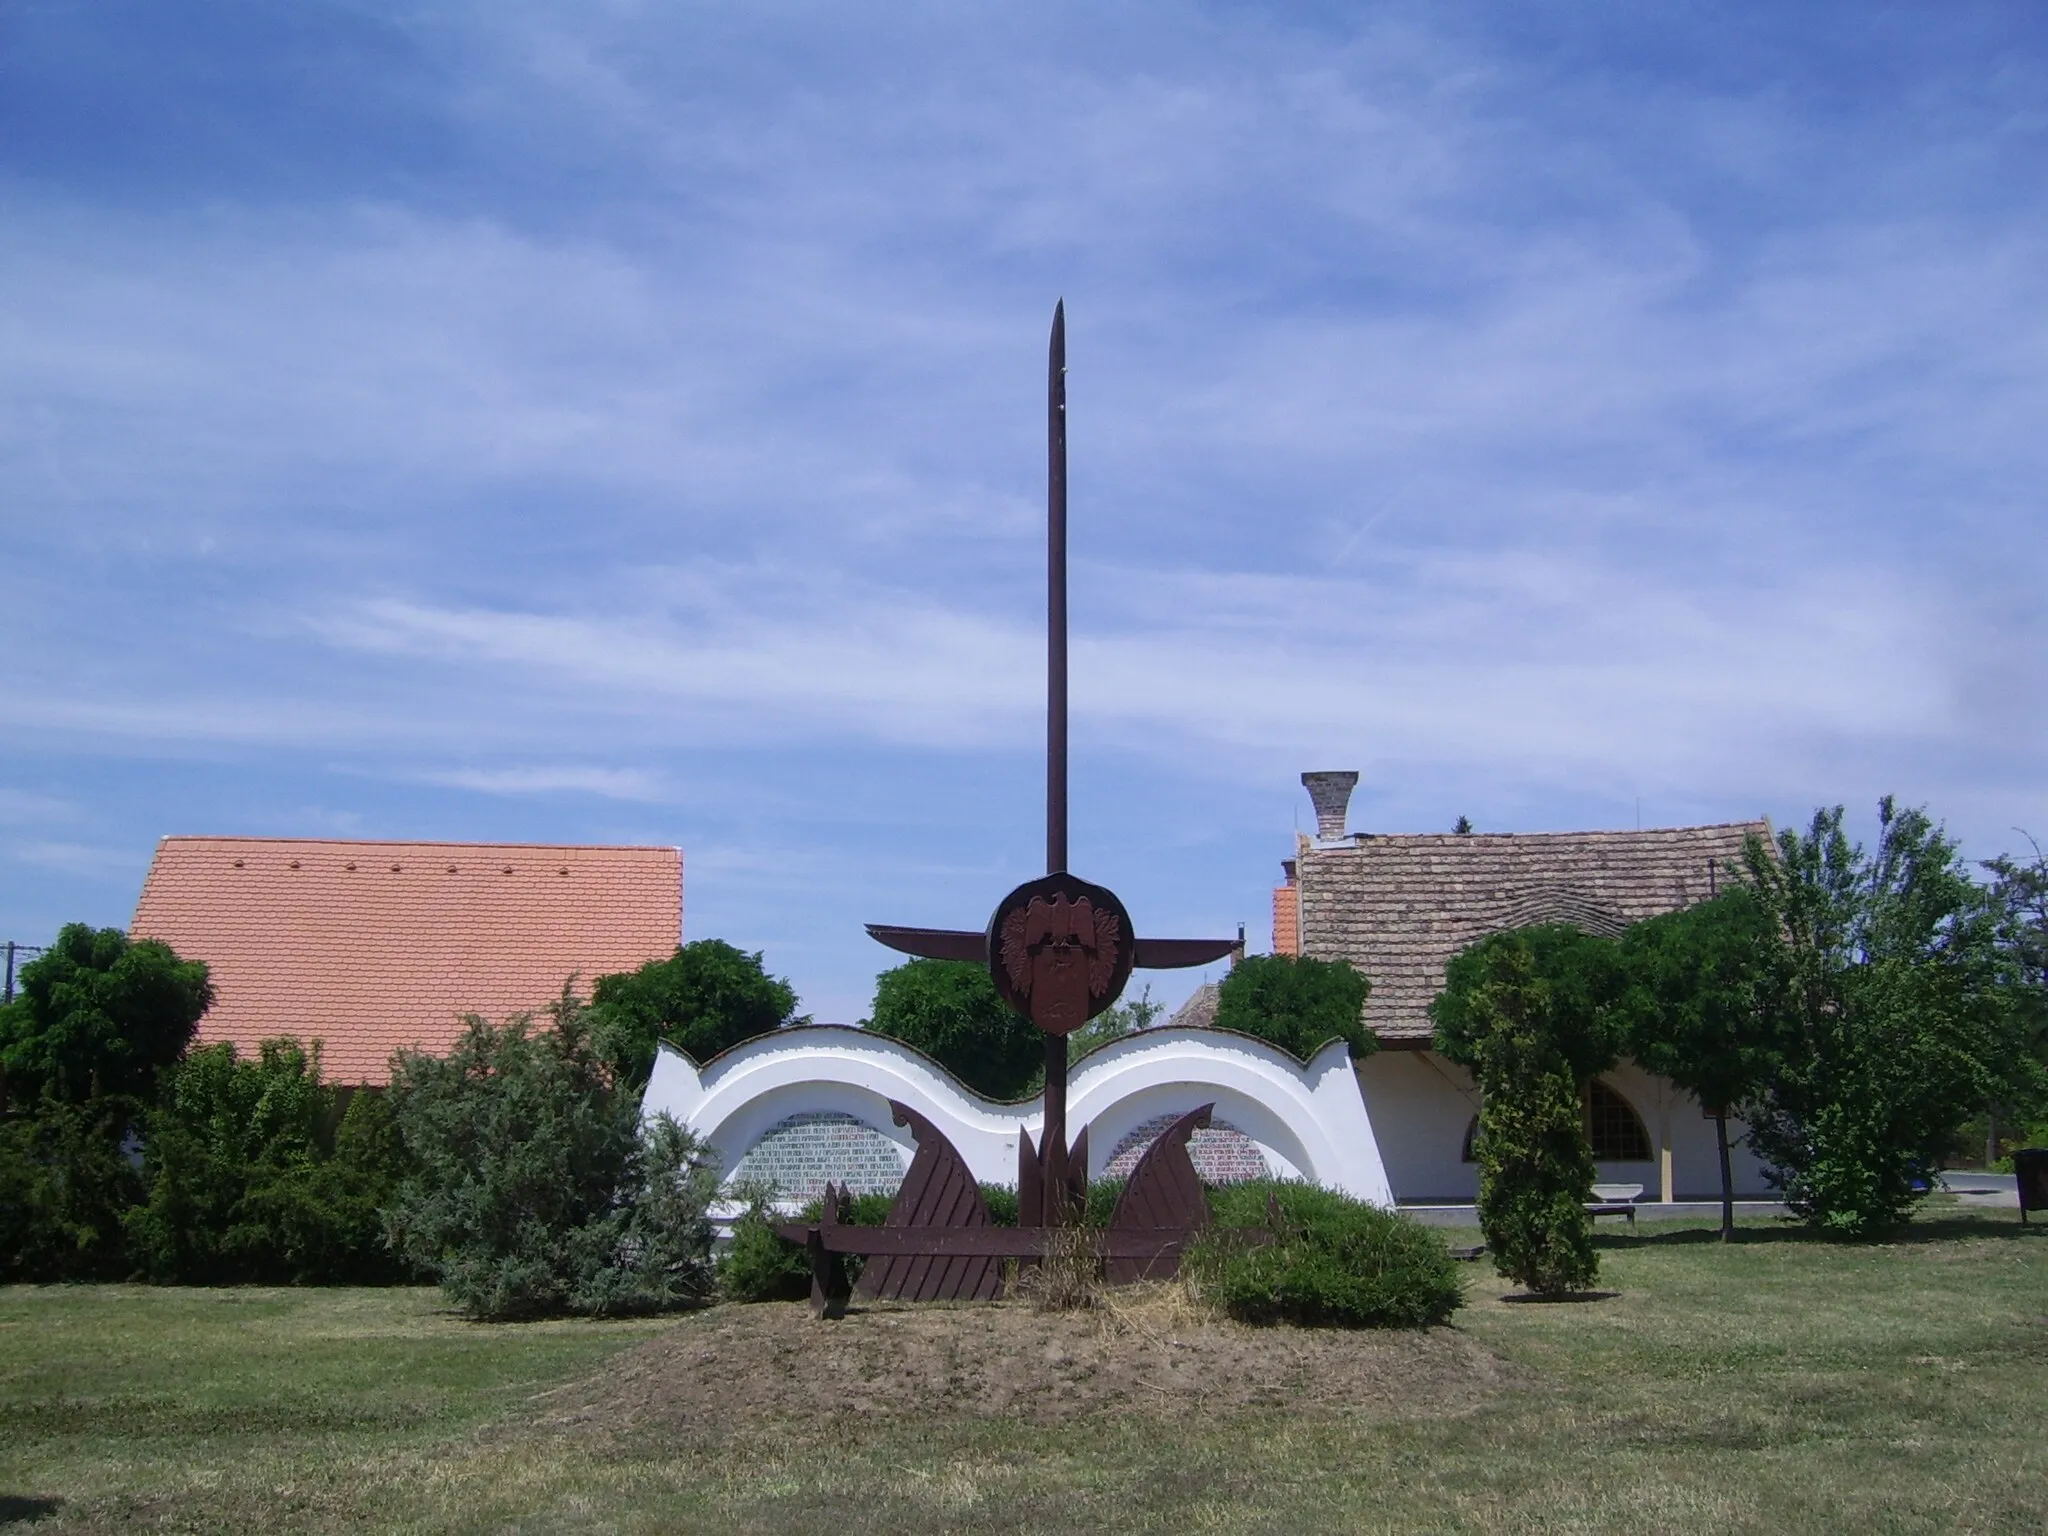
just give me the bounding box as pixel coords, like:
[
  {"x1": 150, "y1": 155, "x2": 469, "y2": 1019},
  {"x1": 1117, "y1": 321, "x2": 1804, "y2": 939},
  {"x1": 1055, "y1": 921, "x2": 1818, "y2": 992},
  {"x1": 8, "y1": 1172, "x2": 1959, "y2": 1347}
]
[{"x1": 990, "y1": 874, "x2": 1132, "y2": 1035}]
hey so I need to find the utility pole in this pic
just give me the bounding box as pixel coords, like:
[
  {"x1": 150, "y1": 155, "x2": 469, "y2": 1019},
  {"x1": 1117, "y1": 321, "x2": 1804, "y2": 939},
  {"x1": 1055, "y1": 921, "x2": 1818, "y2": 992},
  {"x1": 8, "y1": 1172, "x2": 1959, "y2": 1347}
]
[{"x1": 2, "y1": 941, "x2": 42, "y2": 1006}]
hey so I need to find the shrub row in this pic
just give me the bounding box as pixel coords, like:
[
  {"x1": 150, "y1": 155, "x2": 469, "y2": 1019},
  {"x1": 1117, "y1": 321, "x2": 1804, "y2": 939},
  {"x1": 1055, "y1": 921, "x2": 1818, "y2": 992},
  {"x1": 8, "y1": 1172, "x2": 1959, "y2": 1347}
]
[
  {"x1": 1, "y1": 1042, "x2": 415, "y2": 1285},
  {"x1": 720, "y1": 1176, "x2": 1464, "y2": 1329}
]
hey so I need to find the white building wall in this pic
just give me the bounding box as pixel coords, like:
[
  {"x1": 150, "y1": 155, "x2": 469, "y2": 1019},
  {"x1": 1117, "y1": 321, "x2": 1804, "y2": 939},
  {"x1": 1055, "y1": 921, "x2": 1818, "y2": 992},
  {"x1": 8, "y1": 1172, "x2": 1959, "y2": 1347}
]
[
  {"x1": 1356, "y1": 1050, "x2": 1481, "y2": 1203},
  {"x1": 1356, "y1": 1049, "x2": 1773, "y2": 1203}
]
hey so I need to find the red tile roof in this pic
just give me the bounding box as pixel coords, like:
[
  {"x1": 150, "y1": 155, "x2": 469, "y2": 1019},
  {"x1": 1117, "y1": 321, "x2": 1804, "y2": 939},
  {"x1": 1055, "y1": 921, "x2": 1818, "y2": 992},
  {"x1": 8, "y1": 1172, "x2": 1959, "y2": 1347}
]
[
  {"x1": 131, "y1": 837, "x2": 683, "y2": 1085},
  {"x1": 1271, "y1": 883, "x2": 1300, "y2": 957}
]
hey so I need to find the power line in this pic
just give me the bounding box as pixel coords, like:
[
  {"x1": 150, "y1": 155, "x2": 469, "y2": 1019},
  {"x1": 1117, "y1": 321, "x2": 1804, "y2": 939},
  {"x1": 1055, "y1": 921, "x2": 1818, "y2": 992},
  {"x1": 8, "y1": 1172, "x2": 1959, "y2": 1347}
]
[{"x1": 3, "y1": 942, "x2": 47, "y2": 1005}]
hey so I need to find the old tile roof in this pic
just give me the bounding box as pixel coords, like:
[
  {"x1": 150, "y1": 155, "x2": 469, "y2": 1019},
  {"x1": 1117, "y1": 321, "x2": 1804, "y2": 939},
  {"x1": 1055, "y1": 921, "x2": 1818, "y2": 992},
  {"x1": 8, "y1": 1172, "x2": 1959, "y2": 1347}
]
[
  {"x1": 130, "y1": 837, "x2": 683, "y2": 1085},
  {"x1": 1297, "y1": 821, "x2": 1767, "y2": 1042},
  {"x1": 1165, "y1": 981, "x2": 1221, "y2": 1031}
]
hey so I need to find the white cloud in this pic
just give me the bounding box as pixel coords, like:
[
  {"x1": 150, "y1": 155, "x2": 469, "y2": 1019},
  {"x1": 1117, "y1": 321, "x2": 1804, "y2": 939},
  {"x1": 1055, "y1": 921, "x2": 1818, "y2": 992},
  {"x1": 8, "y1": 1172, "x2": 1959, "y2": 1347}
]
[
  {"x1": 3, "y1": 1, "x2": 2045, "y2": 1007},
  {"x1": 0, "y1": 789, "x2": 78, "y2": 825},
  {"x1": 8, "y1": 841, "x2": 146, "y2": 879},
  {"x1": 418, "y1": 765, "x2": 671, "y2": 801}
]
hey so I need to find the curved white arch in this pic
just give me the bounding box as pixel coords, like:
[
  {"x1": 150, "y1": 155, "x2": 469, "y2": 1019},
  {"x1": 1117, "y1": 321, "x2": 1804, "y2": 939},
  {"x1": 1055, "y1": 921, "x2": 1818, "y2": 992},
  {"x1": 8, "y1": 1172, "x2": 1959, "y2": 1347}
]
[
  {"x1": 643, "y1": 1026, "x2": 1029, "y2": 1187},
  {"x1": 641, "y1": 1024, "x2": 1394, "y2": 1207},
  {"x1": 1068, "y1": 1028, "x2": 1390, "y2": 1202}
]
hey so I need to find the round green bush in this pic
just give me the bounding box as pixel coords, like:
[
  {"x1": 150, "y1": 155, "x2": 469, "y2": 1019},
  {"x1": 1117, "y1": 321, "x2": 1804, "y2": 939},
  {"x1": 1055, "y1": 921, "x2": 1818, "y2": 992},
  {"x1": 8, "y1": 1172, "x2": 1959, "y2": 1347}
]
[
  {"x1": 717, "y1": 1187, "x2": 897, "y2": 1302},
  {"x1": 1188, "y1": 1181, "x2": 1464, "y2": 1329},
  {"x1": 717, "y1": 1196, "x2": 811, "y2": 1302}
]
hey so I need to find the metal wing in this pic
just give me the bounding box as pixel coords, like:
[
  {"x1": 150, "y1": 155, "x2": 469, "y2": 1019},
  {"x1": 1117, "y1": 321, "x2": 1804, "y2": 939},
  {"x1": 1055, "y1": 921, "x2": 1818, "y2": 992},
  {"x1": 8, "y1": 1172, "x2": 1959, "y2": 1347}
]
[
  {"x1": 1089, "y1": 907, "x2": 1122, "y2": 991},
  {"x1": 1131, "y1": 936, "x2": 1239, "y2": 969},
  {"x1": 999, "y1": 906, "x2": 1033, "y2": 994},
  {"x1": 864, "y1": 925, "x2": 988, "y2": 963}
]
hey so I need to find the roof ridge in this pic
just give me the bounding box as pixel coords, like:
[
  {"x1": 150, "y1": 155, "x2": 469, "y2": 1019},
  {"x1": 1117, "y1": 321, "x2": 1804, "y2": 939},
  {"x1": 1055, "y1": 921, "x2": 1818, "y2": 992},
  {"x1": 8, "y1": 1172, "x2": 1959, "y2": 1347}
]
[
  {"x1": 1323, "y1": 820, "x2": 1766, "y2": 844},
  {"x1": 154, "y1": 836, "x2": 681, "y2": 853}
]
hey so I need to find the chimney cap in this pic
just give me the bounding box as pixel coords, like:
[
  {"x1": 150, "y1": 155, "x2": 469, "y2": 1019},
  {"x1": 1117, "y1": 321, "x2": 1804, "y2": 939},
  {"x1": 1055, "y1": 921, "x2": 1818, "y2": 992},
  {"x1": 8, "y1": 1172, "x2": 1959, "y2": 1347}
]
[{"x1": 1301, "y1": 770, "x2": 1359, "y2": 840}]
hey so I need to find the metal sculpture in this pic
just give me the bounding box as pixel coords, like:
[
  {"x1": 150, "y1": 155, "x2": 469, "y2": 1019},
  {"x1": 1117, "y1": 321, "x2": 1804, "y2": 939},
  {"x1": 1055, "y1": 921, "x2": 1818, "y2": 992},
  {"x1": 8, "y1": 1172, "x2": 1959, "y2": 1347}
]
[
  {"x1": 852, "y1": 1103, "x2": 1003, "y2": 1308},
  {"x1": 779, "y1": 305, "x2": 1244, "y2": 1309}
]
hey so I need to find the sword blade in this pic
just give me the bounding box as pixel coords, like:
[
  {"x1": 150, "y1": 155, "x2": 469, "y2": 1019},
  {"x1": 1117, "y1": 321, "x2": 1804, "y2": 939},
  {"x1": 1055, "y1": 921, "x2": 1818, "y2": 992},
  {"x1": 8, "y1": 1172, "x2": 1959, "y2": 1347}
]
[{"x1": 1047, "y1": 298, "x2": 1067, "y2": 876}]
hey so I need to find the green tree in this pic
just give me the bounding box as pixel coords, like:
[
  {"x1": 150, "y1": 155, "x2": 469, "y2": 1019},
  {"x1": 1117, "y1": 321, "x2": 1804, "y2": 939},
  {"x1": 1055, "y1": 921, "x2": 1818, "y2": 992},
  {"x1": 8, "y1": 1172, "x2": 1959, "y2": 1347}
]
[
  {"x1": 1433, "y1": 924, "x2": 1627, "y2": 1083},
  {"x1": 1070, "y1": 982, "x2": 1162, "y2": 1060},
  {"x1": 0, "y1": 923, "x2": 212, "y2": 1107},
  {"x1": 1620, "y1": 889, "x2": 1787, "y2": 1240},
  {"x1": 590, "y1": 939, "x2": 802, "y2": 1086},
  {"x1": 0, "y1": 1096, "x2": 142, "y2": 1281},
  {"x1": 1446, "y1": 938, "x2": 1598, "y2": 1295},
  {"x1": 384, "y1": 989, "x2": 717, "y2": 1319},
  {"x1": 1979, "y1": 838, "x2": 2048, "y2": 1161},
  {"x1": 866, "y1": 958, "x2": 1043, "y2": 1100},
  {"x1": 124, "y1": 1039, "x2": 408, "y2": 1285},
  {"x1": 1739, "y1": 802, "x2": 2044, "y2": 1235},
  {"x1": 1212, "y1": 954, "x2": 1375, "y2": 1061}
]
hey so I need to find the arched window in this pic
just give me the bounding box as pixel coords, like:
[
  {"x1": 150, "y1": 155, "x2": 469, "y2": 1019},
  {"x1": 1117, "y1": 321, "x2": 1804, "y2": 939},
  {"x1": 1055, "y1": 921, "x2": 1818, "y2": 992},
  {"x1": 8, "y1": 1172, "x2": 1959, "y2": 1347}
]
[{"x1": 1584, "y1": 1079, "x2": 1651, "y2": 1161}]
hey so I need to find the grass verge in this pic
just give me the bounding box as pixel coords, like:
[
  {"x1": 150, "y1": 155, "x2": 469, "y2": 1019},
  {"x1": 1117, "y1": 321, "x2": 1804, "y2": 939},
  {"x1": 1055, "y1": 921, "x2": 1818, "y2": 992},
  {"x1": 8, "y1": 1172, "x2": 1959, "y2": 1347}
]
[{"x1": 2, "y1": 1207, "x2": 2043, "y2": 1533}]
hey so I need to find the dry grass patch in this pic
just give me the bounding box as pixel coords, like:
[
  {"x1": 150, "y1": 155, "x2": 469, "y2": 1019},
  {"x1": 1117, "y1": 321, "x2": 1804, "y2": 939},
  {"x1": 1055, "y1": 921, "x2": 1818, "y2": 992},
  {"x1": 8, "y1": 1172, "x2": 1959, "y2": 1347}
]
[{"x1": 529, "y1": 1285, "x2": 1509, "y2": 1443}]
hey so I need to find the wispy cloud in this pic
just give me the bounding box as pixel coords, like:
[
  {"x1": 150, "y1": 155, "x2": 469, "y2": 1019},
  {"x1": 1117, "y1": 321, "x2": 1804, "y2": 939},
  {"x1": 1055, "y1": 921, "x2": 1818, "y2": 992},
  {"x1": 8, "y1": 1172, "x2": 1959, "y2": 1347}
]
[
  {"x1": 0, "y1": 789, "x2": 78, "y2": 825},
  {"x1": 8, "y1": 840, "x2": 147, "y2": 879},
  {"x1": 417, "y1": 765, "x2": 671, "y2": 801},
  {"x1": 3, "y1": 1, "x2": 2044, "y2": 1016}
]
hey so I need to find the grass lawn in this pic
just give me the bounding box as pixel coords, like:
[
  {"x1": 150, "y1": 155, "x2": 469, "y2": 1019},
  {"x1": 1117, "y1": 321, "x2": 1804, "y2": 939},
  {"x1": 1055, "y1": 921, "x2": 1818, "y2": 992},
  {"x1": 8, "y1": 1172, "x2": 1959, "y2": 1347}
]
[{"x1": 2, "y1": 1206, "x2": 2043, "y2": 1533}]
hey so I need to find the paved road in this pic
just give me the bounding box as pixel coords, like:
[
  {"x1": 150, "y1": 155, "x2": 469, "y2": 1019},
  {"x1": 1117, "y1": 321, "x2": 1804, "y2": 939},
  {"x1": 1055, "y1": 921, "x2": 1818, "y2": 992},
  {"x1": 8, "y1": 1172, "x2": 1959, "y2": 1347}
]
[
  {"x1": 1937, "y1": 1171, "x2": 2020, "y2": 1208},
  {"x1": 1400, "y1": 1200, "x2": 1791, "y2": 1226},
  {"x1": 1400, "y1": 1177, "x2": 2027, "y2": 1224}
]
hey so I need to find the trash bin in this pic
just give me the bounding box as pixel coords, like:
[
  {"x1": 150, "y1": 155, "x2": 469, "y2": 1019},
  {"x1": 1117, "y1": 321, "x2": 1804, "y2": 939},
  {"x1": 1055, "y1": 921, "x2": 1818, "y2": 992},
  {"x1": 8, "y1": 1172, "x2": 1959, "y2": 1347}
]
[{"x1": 2014, "y1": 1148, "x2": 2048, "y2": 1224}]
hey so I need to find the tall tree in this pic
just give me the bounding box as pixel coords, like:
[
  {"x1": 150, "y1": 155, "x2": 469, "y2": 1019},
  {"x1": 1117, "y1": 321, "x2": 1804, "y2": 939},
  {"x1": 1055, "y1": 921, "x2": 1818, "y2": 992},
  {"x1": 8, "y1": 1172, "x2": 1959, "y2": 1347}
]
[
  {"x1": 1434, "y1": 927, "x2": 1623, "y2": 1294},
  {"x1": 866, "y1": 958, "x2": 1043, "y2": 1100},
  {"x1": 1739, "y1": 803, "x2": 2044, "y2": 1234},
  {"x1": 1434, "y1": 923, "x2": 1626, "y2": 1084},
  {"x1": 0, "y1": 923, "x2": 212, "y2": 1108},
  {"x1": 1443, "y1": 937, "x2": 1599, "y2": 1295},
  {"x1": 1620, "y1": 889, "x2": 1787, "y2": 1240},
  {"x1": 590, "y1": 939, "x2": 802, "y2": 1086},
  {"x1": 1980, "y1": 838, "x2": 2048, "y2": 1160},
  {"x1": 1070, "y1": 982, "x2": 1162, "y2": 1060},
  {"x1": 1212, "y1": 953, "x2": 1375, "y2": 1061}
]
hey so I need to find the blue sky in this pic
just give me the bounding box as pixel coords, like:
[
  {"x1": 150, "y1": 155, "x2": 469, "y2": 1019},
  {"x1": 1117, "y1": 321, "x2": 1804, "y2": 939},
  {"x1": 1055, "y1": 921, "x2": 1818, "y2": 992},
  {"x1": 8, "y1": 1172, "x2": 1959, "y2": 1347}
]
[{"x1": 4, "y1": 2, "x2": 2045, "y2": 1023}]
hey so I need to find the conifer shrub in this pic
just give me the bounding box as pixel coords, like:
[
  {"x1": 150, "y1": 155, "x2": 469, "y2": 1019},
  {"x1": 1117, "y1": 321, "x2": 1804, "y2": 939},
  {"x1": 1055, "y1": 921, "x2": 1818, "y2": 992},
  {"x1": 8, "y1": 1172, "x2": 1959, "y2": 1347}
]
[
  {"x1": 385, "y1": 995, "x2": 718, "y2": 1320},
  {"x1": 717, "y1": 1186, "x2": 899, "y2": 1301},
  {"x1": 718, "y1": 1192, "x2": 812, "y2": 1302},
  {"x1": 1186, "y1": 1180, "x2": 1463, "y2": 1328},
  {"x1": 1450, "y1": 939, "x2": 1600, "y2": 1295}
]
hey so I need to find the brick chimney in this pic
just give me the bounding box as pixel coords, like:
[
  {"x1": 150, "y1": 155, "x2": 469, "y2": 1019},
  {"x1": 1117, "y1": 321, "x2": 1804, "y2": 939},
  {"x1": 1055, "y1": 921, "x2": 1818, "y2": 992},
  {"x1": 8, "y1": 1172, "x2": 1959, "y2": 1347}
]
[{"x1": 1301, "y1": 771, "x2": 1359, "y2": 841}]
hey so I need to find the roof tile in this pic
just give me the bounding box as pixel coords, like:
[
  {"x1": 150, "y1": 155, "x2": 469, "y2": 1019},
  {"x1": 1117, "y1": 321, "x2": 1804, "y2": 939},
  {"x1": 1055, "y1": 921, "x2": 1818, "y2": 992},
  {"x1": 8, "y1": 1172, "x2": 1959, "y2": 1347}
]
[{"x1": 130, "y1": 836, "x2": 683, "y2": 1085}]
